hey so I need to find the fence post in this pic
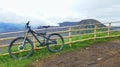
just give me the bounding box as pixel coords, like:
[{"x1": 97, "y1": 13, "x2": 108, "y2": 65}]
[
  {"x1": 108, "y1": 23, "x2": 111, "y2": 37},
  {"x1": 94, "y1": 24, "x2": 97, "y2": 40},
  {"x1": 69, "y1": 27, "x2": 72, "y2": 47}
]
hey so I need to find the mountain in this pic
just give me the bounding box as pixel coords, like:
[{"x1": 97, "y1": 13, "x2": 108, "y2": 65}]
[
  {"x1": 76, "y1": 19, "x2": 107, "y2": 34},
  {"x1": 0, "y1": 22, "x2": 24, "y2": 33},
  {"x1": 78, "y1": 19, "x2": 106, "y2": 28}
]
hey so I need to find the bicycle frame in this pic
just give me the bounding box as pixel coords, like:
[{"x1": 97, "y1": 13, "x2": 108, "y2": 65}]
[{"x1": 24, "y1": 26, "x2": 53, "y2": 46}]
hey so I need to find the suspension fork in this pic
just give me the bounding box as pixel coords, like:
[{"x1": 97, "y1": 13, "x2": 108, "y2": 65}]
[{"x1": 22, "y1": 29, "x2": 29, "y2": 47}]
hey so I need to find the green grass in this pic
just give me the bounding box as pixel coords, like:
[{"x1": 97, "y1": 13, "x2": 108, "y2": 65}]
[{"x1": 0, "y1": 31, "x2": 120, "y2": 67}]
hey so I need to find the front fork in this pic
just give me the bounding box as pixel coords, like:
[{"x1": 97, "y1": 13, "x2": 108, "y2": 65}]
[{"x1": 18, "y1": 30, "x2": 29, "y2": 51}]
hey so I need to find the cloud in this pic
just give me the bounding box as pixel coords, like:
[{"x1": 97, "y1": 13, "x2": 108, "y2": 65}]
[
  {"x1": 0, "y1": 8, "x2": 49, "y2": 26},
  {"x1": 0, "y1": 0, "x2": 120, "y2": 26},
  {"x1": 72, "y1": 0, "x2": 120, "y2": 22},
  {"x1": 0, "y1": 9, "x2": 25, "y2": 23}
]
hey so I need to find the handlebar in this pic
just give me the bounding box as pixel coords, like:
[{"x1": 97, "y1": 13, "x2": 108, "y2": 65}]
[
  {"x1": 26, "y1": 21, "x2": 30, "y2": 26},
  {"x1": 26, "y1": 21, "x2": 30, "y2": 28},
  {"x1": 25, "y1": 21, "x2": 50, "y2": 29}
]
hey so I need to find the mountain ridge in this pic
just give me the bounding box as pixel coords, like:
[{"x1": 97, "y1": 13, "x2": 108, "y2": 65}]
[{"x1": 0, "y1": 22, "x2": 24, "y2": 33}]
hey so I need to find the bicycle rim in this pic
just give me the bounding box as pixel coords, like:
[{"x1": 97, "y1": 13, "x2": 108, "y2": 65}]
[
  {"x1": 47, "y1": 34, "x2": 64, "y2": 52},
  {"x1": 9, "y1": 37, "x2": 33, "y2": 59}
]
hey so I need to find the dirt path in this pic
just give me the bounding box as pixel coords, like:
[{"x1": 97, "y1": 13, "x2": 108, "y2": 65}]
[{"x1": 31, "y1": 39, "x2": 120, "y2": 67}]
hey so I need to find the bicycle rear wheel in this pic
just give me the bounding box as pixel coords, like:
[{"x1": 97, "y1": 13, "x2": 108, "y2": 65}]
[
  {"x1": 8, "y1": 37, "x2": 34, "y2": 59},
  {"x1": 46, "y1": 33, "x2": 64, "y2": 52}
]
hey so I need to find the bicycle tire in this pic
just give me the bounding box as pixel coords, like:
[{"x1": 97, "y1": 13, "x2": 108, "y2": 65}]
[
  {"x1": 8, "y1": 37, "x2": 34, "y2": 59},
  {"x1": 46, "y1": 33, "x2": 64, "y2": 52}
]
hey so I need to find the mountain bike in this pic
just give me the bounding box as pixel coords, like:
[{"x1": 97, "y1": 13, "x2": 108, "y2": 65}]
[{"x1": 8, "y1": 21, "x2": 64, "y2": 59}]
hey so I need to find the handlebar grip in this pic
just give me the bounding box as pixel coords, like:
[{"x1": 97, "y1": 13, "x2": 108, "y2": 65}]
[{"x1": 26, "y1": 21, "x2": 30, "y2": 26}]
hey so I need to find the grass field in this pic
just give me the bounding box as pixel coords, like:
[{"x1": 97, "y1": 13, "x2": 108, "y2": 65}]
[{"x1": 0, "y1": 31, "x2": 120, "y2": 67}]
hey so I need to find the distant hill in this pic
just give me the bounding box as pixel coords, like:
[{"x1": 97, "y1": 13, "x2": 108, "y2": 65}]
[
  {"x1": 76, "y1": 19, "x2": 106, "y2": 34},
  {"x1": 0, "y1": 22, "x2": 24, "y2": 33},
  {"x1": 59, "y1": 19, "x2": 106, "y2": 28},
  {"x1": 37, "y1": 19, "x2": 107, "y2": 34},
  {"x1": 78, "y1": 19, "x2": 106, "y2": 28}
]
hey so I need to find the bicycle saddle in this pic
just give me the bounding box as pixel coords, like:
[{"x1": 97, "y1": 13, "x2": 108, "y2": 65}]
[{"x1": 42, "y1": 26, "x2": 50, "y2": 28}]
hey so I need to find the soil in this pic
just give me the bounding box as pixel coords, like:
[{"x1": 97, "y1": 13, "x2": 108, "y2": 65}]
[{"x1": 29, "y1": 39, "x2": 120, "y2": 67}]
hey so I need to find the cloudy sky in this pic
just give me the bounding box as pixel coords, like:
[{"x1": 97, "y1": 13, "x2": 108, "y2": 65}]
[{"x1": 0, "y1": 0, "x2": 119, "y2": 26}]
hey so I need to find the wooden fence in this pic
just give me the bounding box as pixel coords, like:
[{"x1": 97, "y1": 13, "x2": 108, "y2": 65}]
[{"x1": 0, "y1": 22, "x2": 120, "y2": 56}]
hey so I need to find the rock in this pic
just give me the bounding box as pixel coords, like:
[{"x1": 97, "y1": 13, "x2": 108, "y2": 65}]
[{"x1": 97, "y1": 58, "x2": 102, "y2": 61}]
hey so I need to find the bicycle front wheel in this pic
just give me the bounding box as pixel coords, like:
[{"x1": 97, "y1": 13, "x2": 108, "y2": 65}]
[
  {"x1": 46, "y1": 33, "x2": 64, "y2": 52},
  {"x1": 8, "y1": 37, "x2": 34, "y2": 59}
]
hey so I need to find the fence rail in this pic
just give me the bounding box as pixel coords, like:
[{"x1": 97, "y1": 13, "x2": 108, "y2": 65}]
[{"x1": 0, "y1": 22, "x2": 120, "y2": 56}]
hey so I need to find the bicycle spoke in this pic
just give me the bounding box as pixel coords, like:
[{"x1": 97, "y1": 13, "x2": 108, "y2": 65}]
[
  {"x1": 47, "y1": 33, "x2": 64, "y2": 52},
  {"x1": 9, "y1": 37, "x2": 33, "y2": 59}
]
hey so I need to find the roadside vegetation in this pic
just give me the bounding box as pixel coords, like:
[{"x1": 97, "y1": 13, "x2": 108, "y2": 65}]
[{"x1": 0, "y1": 31, "x2": 120, "y2": 67}]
